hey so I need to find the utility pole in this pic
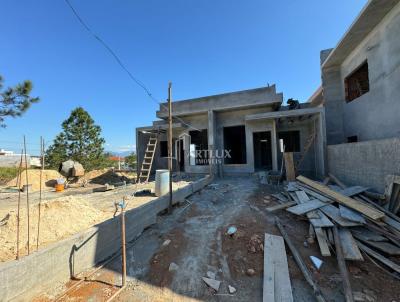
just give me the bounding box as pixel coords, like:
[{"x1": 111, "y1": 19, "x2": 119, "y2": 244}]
[{"x1": 168, "y1": 82, "x2": 173, "y2": 213}]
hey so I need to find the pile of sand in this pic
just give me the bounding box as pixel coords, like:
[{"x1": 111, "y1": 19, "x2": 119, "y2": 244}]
[
  {"x1": 0, "y1": 196, "x2": 108, "y2": 262},
  {"x1": 6, "y1": 169, "x2": 63, "y2": 192}
]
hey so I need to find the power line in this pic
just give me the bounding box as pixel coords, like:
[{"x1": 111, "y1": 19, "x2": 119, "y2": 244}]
[{"x1": 64, "y1": 0, "x2": 200, "y2": 132}]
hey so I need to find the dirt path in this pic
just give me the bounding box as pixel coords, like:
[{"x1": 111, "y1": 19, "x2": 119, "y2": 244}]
[{"x1": 35, "y1": 176, "x2": 399, "y2": 302}]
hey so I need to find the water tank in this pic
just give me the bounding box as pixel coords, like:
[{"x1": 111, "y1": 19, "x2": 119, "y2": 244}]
[{"x1": 155, "y1": 169, "x2": 170, "y2": 197}]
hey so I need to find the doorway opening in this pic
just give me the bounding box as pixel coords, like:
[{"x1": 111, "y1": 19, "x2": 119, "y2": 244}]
[
  {"x1": 178, "y1": 139, "x2": 184, "y2": 171},
  {"x1": 253, "y1": 131, "x2": 272, "y2": 171},
  {"x1": 223, "y1": 125, "x2": 247, "y2": 164}
]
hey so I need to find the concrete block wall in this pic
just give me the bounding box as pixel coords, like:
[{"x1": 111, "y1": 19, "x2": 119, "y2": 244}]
[
  {"x1": 327, "y1": 138, "x2": 400, "y2": 192},
  {"x1": 0, "y1": 176, "x2": 212, "y2": 301}
]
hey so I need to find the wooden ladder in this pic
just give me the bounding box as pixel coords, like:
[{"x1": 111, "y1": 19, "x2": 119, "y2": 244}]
[
  {"x1": 138, "y1": 135, "x2": 158, "y2": 183},
  {"x1": 295, "y1": 130, "x2": 316, "y2": 171}
]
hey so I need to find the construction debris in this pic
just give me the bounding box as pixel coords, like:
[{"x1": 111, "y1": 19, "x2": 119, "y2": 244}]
[
  {"x1": 206, "y1": 271, "x2": 216, "y2": 279},
  {"x1": 310, "y1": 256, "x2": 323, "y2": 270},
  {"x1": 202, "y1": 277, "x2": 221, "y2": 291},
  {"x1": 228, "y1": 285, "x2": 236, "y2": 294},
  {"x1": 271, "y1": 173, "x2": 400, "y2": 288},
  {"x1": 227, "y1": 226, "x2": 237, "y2": 236},
  {"x1": 168, "y1": 262, "x2": 179, "y2": 272}
]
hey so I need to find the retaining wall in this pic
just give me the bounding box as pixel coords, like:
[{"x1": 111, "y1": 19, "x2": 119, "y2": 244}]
[
  {"x1": 0, "y1": 175, "x2": 212, "y2": 301},
  {"x1": 327, "y1": 138, "x2": 400, "y2": 192}
]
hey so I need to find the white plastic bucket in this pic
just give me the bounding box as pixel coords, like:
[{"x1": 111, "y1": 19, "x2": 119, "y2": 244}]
[{"x1": 155, "y1": 169, "x2": 170, "y2": 197}]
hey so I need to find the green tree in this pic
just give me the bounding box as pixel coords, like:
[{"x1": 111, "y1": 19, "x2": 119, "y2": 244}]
[
  {"x1": 125, "y1": 152, "x2": 137, "y2": 169},
  {"x1": 0, "y1": 75, "x2": 39, "y2": 127},
  {"x1": 46, "y1": 107, "x2": 106, "y2": 170}
]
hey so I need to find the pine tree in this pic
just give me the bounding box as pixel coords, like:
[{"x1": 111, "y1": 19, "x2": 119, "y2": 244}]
[
  {"x1": 46, "y1": 107, "x2": 106, "y2": 170},
  {"x1": 0, "y1": 75, "x2": 39, "y2": 127}
]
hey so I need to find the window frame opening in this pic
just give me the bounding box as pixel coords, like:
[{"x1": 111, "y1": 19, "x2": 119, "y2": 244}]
[{"x1": 345, "y1": 60, "x2": 370, "y2": 102}]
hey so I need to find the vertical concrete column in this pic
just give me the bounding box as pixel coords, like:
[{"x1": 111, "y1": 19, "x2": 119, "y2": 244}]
[
  {"x1": 208, "y1": 110, "x2": 217, "y2": 176},
  {"x1": 271, "y1": 119, "x2": 278, "y2": 171},
  {"x1": 316, "y1": 111, "x2": 327, "y2": 177},
  {"x1": 322, "y1": 65, "x2": 345, "y2": 144}
]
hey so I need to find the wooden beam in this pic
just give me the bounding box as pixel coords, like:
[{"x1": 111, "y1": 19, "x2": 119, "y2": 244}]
[
  {"x1": 338, "y1": 228, "x2": 364, "y2": 261},
  {"x1": 266, "y1": 201, "x2": 297, "y2": 213},
  {"x1": 297, "y1": 176, "x2": 385, "y2": 220},
  {"x1": 284, "y1": 152, "x2": 296, "y2": 181},
  {"x1": 333, "y1": 227, "x2": 354, "y2": 302},
  {"x1": 287, "y1": 199, "x2": 329, "y2": 216},
  {"x1": 357, "y1": 241, "x2": 400, "y2": 274},
  {"x1": 263, "y1": 233, "x2": 294, "y2": 302},
  {"x1": 314, "y1": 227, "x2": 331, "y2": 256}
]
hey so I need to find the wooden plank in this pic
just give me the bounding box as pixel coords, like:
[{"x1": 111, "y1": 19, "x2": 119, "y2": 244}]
[
  {"x1": 295, "y1": 183, "x2": 332, "y2": 203},
  {"x1": 284, "y1": 152, "x2": 296, "y2": 182},
  {"x1": 320, "y1": 205, "x2": 361, "y2": 227},
  {"x1": 275, "y1": 219, "x2": 328, "y2": 302},
  {"x1": 287, "y1": 199, "x2": 328, "y2": 215},
  {"x1": 357, "y1": 241, "x2": 400, "y2": 274},
  {"x1": 338, "y1": 228, "x2": 364, "y2": 261},
  {"x1": 333, "y1": 227, "x2": 354, "y2": 302},
  {"x1": 297, "y1": 176, "x2": 385, "y2": 220},
  {"x1": 295, "y1": 190, "x2": 310, "y2": 203},
  {"x1": 314, "y1": 227, "x2": 331, "y2": 256},
  {"x1": 263, "y1": 233, "x2": 294, "y2": 302},
  {"x1": 355, "y1": 237, "x2": 400, "y2": 256},
  {"x1": 339, "y1": 205, "x2": 366, "y2": 224},
  {"x1": 309, "y1": 211, "x2": 334, "y2": 228},
  {"x1": 350, "y1": 227, "x2": 388, "y2": 242},
  {"x1": 339, "y1": 186, "x2": 369, "y2": 197},
  {"x1": 266, "y1": 201, "x2": 297, "y2": 213},
  {"x1": 383, "y1": 216, "x2": 400, "y2": 232},
  {"x1": 271, "y1": 193, "x2": 288, "y2": 203},
  {"x1": 294, "y1": 190, "x2": 333, "y2": 226}
]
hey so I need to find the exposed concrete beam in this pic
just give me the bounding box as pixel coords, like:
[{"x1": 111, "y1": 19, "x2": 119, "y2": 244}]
[
  {"x1": 245, "y1": 107, "x2": 323, "y2": 121},
  {"x1": 156, "y1": 85, "x2": 283, "y2": 118}
]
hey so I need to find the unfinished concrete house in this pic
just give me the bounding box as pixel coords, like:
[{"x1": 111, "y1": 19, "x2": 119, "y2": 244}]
[
  {"x1": 309, "y1": 0, "x2": 400, "y2": 191},
  {"x1": 136, "y1": 85, "x2": 325, "y2": 180}
]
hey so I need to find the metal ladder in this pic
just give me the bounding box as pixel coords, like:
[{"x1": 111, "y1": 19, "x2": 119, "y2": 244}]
[
  {"x1": 295, "y1": 130, "x2": 316, "y2": 171},
  {"x1": 138, "y1": 135, "x2": 158, "y2": 183}
]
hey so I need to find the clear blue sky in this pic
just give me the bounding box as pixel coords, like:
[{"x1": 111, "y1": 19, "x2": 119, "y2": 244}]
[{"x1": 1, "y1": 0, "x2": 367, "y2": 155}]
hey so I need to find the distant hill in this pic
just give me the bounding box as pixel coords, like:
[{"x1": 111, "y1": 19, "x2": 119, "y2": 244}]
[{"x1": 107, "y1": 151, "x2": 133, "y2": 157}]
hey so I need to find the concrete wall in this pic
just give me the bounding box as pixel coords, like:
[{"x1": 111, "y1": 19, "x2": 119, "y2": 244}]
[
  {"x1": 322, "y1": 2, "x2": 400, "y2": 143},
  {"x1": 0, "y1": 155, "x2": 30, "y2": 168},
  {"x1": 156, "y1": 85, "x2": 282, "y2": 118},
  {"x1": 327, "y1": 138, "x2": 400, "y2": 192},
  {"x1": 0, "y1": 176, "x2": 212, "y2": 301}
]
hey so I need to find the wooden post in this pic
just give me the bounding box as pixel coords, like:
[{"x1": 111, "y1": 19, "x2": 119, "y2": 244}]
[
  {"x1": 37, "y1": 136, "x2": 43, "y2": 250},
  {"x1": 284, "y1": 152, "x2": 296, "y2": 181},
  {"x1": 168, "y1": 82, "x2": 173, "y2": 213},
  {"x1": 120, "y1": 199, "x2": 127, "y2": 286},
  {"x1": 23, "y1": 135, "x2": 30, "y2": 255},
  {"x1": 333, "y1": 226, "x2": 354, "y2": 302},
  {"x1": 16, "y1": 149, "x2": 23, "y2": 260}
]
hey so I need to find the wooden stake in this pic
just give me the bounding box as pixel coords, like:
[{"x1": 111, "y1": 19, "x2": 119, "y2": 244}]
[
  {"x1": 275, "y1": 218, "x2": 327, "y2": 302},
  {"x1": 333, "y1": 226, "x2": 354, "y2": 302},
  {"x1": 16, "y1": 149, "x2": 23, "y2": 260},
  {"x1": 168, "y1": 82, "x2": 173, "y2": 213},
  {"x1": 37, "y1": 136, "x2": 43, "y2": 250},
  {"x1": 23, "y1": 135, "x2": 30, "y2": 255},
  {"x1": 120, "y1": 199, "x2": 127, "y2": 286}
]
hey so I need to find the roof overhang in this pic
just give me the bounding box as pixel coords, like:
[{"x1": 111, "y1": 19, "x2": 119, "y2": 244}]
[
  {"x1": 322, "y1": 0, "x2": 400, "y2": 69},
  {"x1": 245, "y1": 107, "x2": 323, "y2": 121}
]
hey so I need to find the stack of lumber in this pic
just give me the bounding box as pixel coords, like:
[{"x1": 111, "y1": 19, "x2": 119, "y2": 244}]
[{"x1": 273, "y1": 175, "x2": 400, "y2": 277}]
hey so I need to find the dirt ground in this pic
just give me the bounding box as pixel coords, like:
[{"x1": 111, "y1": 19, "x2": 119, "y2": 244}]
[
  {"x1": 34, "y1": 176, "x2": 400, "y2": 302},
  {"x1": 0, "y1": 174, "x2": 191, "y2": 262}
]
